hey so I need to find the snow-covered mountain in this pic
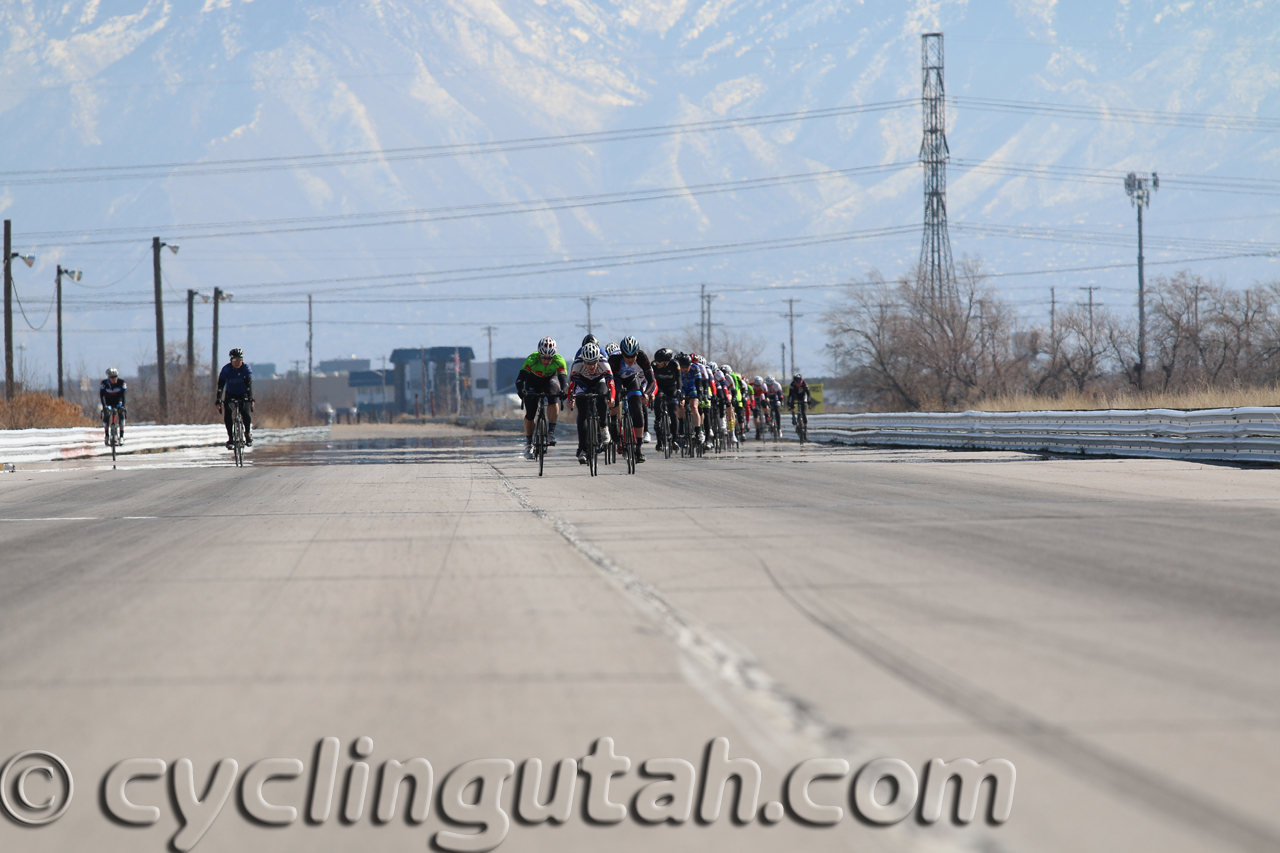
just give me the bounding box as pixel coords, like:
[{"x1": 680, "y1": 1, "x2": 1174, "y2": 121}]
[{"x1": 2, "y1": 0, "x2": 1278, "y2": 382}]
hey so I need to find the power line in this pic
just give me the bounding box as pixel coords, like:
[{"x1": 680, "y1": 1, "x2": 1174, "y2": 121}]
[
  {"x1": 25, "y1": 163, "x2": 914, "y2": 245},
  {"x1": 952, "y1": 96, "x2": 1280, "y2": 133},
  {"x1": 0, "y1": 100, "x2": 916, "y2": 187}
]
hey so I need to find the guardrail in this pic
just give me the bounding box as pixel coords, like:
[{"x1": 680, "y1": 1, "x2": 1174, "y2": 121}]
[
  {"x1": 0, "y1": 424, "x2": 330, "y2": 464},
  {"x1": 800, "y1": 407, "x2": 1280, "y2": 463}
]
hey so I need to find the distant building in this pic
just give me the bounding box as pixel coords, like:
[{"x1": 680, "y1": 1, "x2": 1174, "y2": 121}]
[
  {"x1": 471, "y1": 357, "x2": 524, "y2": 402},
  {"x1": 389, "y1": 347, "x2": 475, "y2": 414},
  {"x1": 318, "y1": 357, "x2": 371, "y2": 373},
  {"x1": 348, "y1": 369, "x2": 395, "y2": 416},
  {"x1": 248, "y1": 362, "x2": 277, "y2": 377}
]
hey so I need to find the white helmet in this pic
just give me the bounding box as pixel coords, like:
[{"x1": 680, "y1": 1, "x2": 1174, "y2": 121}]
[
  {"x1": 721, "y1": 363, "x2": 733, "y2": 375},
  {"x1": 538, "y1": 336, "x2": 557, "y2": 358},
  {"x1": 581, "y1": 342, "x2": 602, "y2": 364}
]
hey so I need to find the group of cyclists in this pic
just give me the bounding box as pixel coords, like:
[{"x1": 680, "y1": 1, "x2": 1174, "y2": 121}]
[
  {"x1": 98, "y1": 347, "x2": 255, "y2": 450},
  {"x1": 97, "y1": 338, "x2": 814, "y2": 464},
  {"x1": 515, "y1": 334, "x2": 814, "y2": 465}
]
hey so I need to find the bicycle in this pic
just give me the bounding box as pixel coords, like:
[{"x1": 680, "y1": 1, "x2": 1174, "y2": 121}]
[
  {"x1": 226, "y1": 395, "x2": 249, "y2": 467},
  {"x1": 103, "y1": 406, "x2": 122, "y2": 462},
  {"x1": 655, "y1": 391, "x2": 676, "y2": 459},
  {"x1": 681, "y1": 402, "x2": 701, "y2": 459},
  {"x1": 770, "y1": 398, "x2": 783, "y2": 441},
  {"x1": 619, "y1": 396, "x2": 638, "y2": 474},
  {"x1": 530, "y1": 392, "x2": 556, "y2": 477},
  {"x1": 577, "y1": 392, "x2": 605, "y2": 476},
  {"x1": 792, "y1": 397, "x2": 809, "y2": 443}
]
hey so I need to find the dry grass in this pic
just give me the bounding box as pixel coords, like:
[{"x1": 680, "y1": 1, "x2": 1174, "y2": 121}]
[
  {"x1": 0, "y1": 393, "x2": 96, "y2": 429},
  {"x1": 972, "y1": 385, "x2": 1280, "y2": 413}
]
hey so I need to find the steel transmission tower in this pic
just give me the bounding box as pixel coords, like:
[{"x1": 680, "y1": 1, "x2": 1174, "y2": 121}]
[{"x1": 919, "y1": 33, "x2": 956, "y2": 301}]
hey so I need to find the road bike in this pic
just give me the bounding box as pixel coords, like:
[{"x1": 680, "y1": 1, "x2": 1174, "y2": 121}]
[
  {"x1": 681, "y1": 401, "x2": 703, "y2": 458},
  {"x1": 619, "y1": 395, "x2": 638, "y2": 474},
  {"x1": 578, "y1": 393, "x2": 604, "y2": 476},
  {"x1": 770, "y1": 397, "x2": 782, "y2": 441},
  {"x1": 530, "y1": 392, "x2": 556, "y2": 477},
  {"x1": 792, "y1": 397, "x2": 809, "y2": 443},
  {"x1": 104, "y1": 405, "x2": 122, "y2": 462},
  {"x1": 655, "y1": 391, "x2": 676, "y2": 459},
  {"x1": 227, "y1": 396, "x2": 248, "y2": 467}
]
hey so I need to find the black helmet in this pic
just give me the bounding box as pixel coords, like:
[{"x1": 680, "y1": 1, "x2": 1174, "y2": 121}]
[
  {"x1": 793, "y1": 373, "x2": 802, "y2": 382},
  {"x1": 676, "y1": 352, "x2": 691, "y2": 368},
  {"x1": 620, "y1": 336, "x2": 639, "y2": 356},
  {"x1": 654, "y1": 347, "x2": 674, "y2": 363},
  {"x1": 581, "y1": 334, "x2": 598, "y2": 347},
  {"x1": 230, "y1": 347, "x2": 245, "y2": 360}
]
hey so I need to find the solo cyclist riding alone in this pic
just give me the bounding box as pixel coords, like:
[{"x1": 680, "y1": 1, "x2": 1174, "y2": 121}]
[
  {"x1": 216, "y1": 348, "x2": 254, "y2": 449},
  {"x1": 100, "y1": 367, "x2": 127, "y2": 445}
]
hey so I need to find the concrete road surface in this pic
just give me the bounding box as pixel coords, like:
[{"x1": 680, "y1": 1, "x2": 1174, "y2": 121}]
[{"x1": 0, "y1": 428, "x2": 1276, "y2": 853}]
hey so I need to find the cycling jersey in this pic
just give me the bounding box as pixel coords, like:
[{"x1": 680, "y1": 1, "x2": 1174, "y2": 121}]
[
  {"x1": 787, "y1": 380, "x2": 812, "y2": 407},
  {"x1": 652, "y1": 360, "x2": 681, "y2": 396},
  {"x1": 518, "y1": 352, "x2": 568, "y2": 383},
  {"x1": 217, "y1": 362, "x2": 254, "y2": 398},
  {"x1": 680, "y1": 364, "x2": 709, "y2": 398},
  {"x1": 568, "y1": 357, "x2": 616, "y2": 401},
  {"x1": 608, "y1": 350, "x2": 654, "y2": 396},
  {"x1": 100, "y1": 378, "x2": 127, "y2": 408}
]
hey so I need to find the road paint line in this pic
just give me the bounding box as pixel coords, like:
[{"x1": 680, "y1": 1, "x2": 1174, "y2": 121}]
[{"x1": 0, "y1": 517, "x2": 98, "y2": 521}]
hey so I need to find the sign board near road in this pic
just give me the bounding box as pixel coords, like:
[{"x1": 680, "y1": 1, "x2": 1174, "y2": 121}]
[{"x1": 809, "y1": 383, "x2": 824, "y2": 414}]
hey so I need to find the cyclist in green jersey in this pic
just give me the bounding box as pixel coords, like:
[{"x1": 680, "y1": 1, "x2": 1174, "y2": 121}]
[{"x1": 515, "y1": 336, "x2": 569, "y2": 459}]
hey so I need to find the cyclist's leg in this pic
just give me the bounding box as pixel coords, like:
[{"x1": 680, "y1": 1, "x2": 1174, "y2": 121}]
[
  {"x1": 575, "y1": 393, "x2": 590, "y2": 459},
  {"x1": 522, "y1": 390, "x2": 538, "y2": 444},
  {"x1": 241, "y1": 398, "x2": 253, "y2": 442},
  {"x1": 223, "y1": 400, "x2": 235, "y2": 443}
]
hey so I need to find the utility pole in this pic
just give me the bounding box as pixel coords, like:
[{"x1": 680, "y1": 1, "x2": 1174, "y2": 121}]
[
  {"x1": 581, "y1": 296, "x2": 595, "y2": 336},
  {"x1": 783, "y1": 298, "x2": 801, "y2": 376},
  {"x1": 1049, "y1": 286, "x2": 1056, "y2": 358},
  {"x1": 420, "y1": 347, "x2": 427, "y2": 418},
  {"x1": 211, "y1": 286, "x2": 222, "y2": 393},
  {"x1": 453, "y1": 347, "x2": 462, "y2": 416},
  {"x1": 700, "y1": 284, "x2": 707, "y2": 353},
  {"x1": 3, "y1": 220, "x2": 12, "y2": 399},
  {"x1": 1125, "y1": 171, "x2": 1158, "y2": 389},
  {"x1": 152, "y1": 237, "x2": 168, "y2": 419},
  {"x1": 186, "y1": 289, "x2": 197, "y2": 378},
  {"x1": 56, "y1": 266, "x2": 81, "y2": 398},
  {"x1": 482, "y1": 325, "x2": 496, "y2": 407},
  {"x1": 920, "y1": 33, "x2": 956, "y2": 303},
  {"x1": 1080, "y1": 286, "x2": 1100, "y2": 338},
  {"x1": 780, "y1": 343, "x2": 786, "y2": 379},
  {"x1": 704, "y1": 291, "x2": 718, "y2": 356},
  {"x1": 380, "y1": 354, "x2": 388, "y2": 421},
  {"x1": 307, "y1": 294, "x2": 313, "y2": 412}
]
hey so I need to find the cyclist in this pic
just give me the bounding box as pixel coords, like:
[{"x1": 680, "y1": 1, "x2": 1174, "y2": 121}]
[
  {"x1": 787, "y1": 373, "x2": 814, "y2": 412},
  {"x1": 99, "y1": 367, "x2": 127, "y2": 445},
  {"x1": 676, "y1": 352, "x2": 708, "y2": 447},
  {"x1": 751, "y1": 376, "x2": 768, "y2": 438},
  {"x1": 515, "y1": 336, "x2": 568, "y2": 460},
  {"x1": 567, "y1": 342, "x2": 615, "y2": 464},
  {"x1": 573, "y1": 334, "x2": 599, "y2": 362},
  {"x1": 215, "y1": 347, "x2": 254, "y2": 448},
  {"x1": 650, "y1": 347, "x2": 681, "y2": 452},
  {"x1": 720, "y1": 362, "x2": 745, "y2": 444},
  {"x1": 608, "y1": 336, "x2": 654, "y2": 463}
]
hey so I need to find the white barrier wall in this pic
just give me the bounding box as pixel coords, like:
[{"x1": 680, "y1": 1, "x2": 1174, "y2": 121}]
[
  {"x1": 0, "y1": 425, "x2": 330, "y2": 464},
  {"x1": 803, "y1": 408, "x2": 1280, "y2": 462}
]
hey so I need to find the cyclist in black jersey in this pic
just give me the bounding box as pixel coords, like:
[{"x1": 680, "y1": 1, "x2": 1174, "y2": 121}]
[
  {"x1": 650, "y1": 348, "x2": 681, "y2": 451},
  {"x1": 608, "y1": 336, "x2": 654, "y2": 463},
  {"x1": 99, "y1": 368, "x2": 127, "y2": 444},
  {"x1": 786, "y1": 373, "x2": 814, "y2": 411}
]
